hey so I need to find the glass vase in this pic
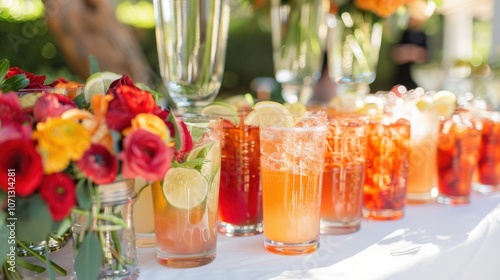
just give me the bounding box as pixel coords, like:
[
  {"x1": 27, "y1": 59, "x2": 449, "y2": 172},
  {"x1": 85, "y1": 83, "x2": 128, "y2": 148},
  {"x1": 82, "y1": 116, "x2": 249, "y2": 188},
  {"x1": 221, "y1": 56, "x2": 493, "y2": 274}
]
[
  {"x1": 326, "y1": 9, "x2": 383, "y2": 94},
  {"x1": 72, "y1": 180, "x2": 139, "y2": 280}
]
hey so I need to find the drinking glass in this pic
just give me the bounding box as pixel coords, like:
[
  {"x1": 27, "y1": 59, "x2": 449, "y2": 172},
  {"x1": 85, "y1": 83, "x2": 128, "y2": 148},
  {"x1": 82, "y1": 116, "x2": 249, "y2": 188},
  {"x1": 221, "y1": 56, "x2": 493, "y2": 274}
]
[
  {"x1": 363, "y1": 114, "x2": 411, "y2": 220},
  {"x1": 259, "y1": 112, "x2": 327, "y2": 255},
  {"x1": 392, "y1": 100, "x2": 441, "y2": 204},
  {"x1": 153, "y1": 0, "x2": 230, "y2": 113},
  {"x1": 320, "y1": 112, "x2": 368, "y2": 234},
  {"x1": 270, "y1": 0, "x2": 328, "y2": 104},
  {"x1": 474, "y1": 111, "x2": 500, "y2": 193},
  {"x1": 213, "y1": 111, "x2": 263, "y2": 236},
  {"x1": 151, "y1": 117, "x2": 222, "y2": 268},
  {"x1": 437, "y1": 113, "x2": 482, "y2": 204},
  {"x1": 133, "y1": 178, "x2": 156, "y2": 247}
]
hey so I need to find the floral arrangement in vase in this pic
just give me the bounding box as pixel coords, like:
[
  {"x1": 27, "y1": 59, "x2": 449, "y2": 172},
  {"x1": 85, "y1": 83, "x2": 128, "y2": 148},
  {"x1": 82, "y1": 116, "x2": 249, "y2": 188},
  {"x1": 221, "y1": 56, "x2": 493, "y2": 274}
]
[{"x1": 0, "y1": 58, "x2": 193, "y2": 279}]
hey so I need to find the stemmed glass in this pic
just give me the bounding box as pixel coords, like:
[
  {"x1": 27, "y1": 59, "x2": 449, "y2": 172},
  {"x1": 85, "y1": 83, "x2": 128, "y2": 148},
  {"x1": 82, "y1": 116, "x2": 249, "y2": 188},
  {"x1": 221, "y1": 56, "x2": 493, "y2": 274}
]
[
  {"x1": 153, "y1": 0, "x2": 230, "y2": 113},
  {"x1": 270, "y1": 0, "x2": 328, "y2": 104}
]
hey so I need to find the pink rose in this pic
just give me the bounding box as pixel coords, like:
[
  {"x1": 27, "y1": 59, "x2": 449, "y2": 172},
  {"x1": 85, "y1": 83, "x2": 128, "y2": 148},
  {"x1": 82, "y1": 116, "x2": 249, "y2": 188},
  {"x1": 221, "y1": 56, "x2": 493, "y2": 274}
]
[
  {"x1": 0, "y1": 92, "x2": 29, "y2": 125},
  {"x1": 33, "y1": 93, "x2": 76, "y2": 121},
  {"x1": 120, "y1": 129, "x2": 171, "y2": 182}
]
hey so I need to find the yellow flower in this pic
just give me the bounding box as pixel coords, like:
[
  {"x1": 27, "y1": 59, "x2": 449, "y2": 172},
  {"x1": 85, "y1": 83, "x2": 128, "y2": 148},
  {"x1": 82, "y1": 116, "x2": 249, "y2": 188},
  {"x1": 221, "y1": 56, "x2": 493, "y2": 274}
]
[
  {"x1": 33, "y1": 118, "x2": 92, "y2": 174},
  {"x1": 123, "y1": 113, "x2": 169, "y2": 142}
]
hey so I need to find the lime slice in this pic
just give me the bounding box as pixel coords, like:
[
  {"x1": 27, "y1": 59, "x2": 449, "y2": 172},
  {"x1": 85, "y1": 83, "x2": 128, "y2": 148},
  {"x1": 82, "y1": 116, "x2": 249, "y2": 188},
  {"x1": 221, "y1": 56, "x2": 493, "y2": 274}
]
[
  {"x1": 83, "y1": 71, "x2": 121, "y2": 102},
  {"x1": 200, "y1": 142, "x2": 221, "y2": 181},
  {"x1": 428, "y1": 99, "x2": 455, "y2": 119},
  {"x1": 243, "y1": 101, "x2": 294, "y2": 127},
  {"x1": 283, "y1": 102, "x2": 306, "y2": 115},
  {"x1": 200, "y1": 102, "x2": 240, "y2": 126},
  {"x1": 224, "y1": 93, "x2": 254, "y2": 110},
  {"x1": 162, "y1": 167, "x2": 209, "y2": 209},
  {"x1": 432, "y1": 91, "x2": 456, "y2": 118},
  {"x1": 207, "y1": 167, "x2": 220, "y2": 211},
  {"x1": 415, "y1": 98, "x2": 431, "y2": 112}
]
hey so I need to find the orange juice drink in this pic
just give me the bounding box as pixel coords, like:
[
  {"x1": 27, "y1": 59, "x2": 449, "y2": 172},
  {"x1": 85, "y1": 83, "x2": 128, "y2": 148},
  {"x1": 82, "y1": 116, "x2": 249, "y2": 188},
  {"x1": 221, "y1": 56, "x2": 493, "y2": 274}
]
[
  {"x1": 152, "y1": 117, "x2": 222, "y2": 268},
  {"x1": 259, "y1": 112, "x2": 326, "y2": 255},
  {"x1": 320, "y1": 113, "x2": 368, "y2": 234}
]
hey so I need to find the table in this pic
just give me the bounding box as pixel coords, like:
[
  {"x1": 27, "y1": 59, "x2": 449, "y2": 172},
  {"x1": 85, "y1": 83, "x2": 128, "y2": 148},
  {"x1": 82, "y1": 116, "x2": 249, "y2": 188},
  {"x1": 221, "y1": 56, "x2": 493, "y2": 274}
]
[{"x1": 45, "y1": 191, "x2": 500, "y2": 280}]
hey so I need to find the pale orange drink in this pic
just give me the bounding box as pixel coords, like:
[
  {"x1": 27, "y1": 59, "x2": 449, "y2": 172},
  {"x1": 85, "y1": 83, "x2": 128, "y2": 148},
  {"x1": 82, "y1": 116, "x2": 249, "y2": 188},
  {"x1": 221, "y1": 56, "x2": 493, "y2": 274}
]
[
  {"x1": 152, "y1": 117, "x2": 222, "y2": 268},
  {"x1": 245, "y1": 102, "x2": 327, "y2": 255}
]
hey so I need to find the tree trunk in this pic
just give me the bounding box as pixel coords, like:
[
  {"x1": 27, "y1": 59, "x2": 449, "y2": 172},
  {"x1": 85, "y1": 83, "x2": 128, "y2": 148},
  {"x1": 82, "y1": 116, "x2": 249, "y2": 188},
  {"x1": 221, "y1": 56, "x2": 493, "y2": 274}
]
[{"x1": 42, "y1": 0, "x2": 152, "y2": 85}]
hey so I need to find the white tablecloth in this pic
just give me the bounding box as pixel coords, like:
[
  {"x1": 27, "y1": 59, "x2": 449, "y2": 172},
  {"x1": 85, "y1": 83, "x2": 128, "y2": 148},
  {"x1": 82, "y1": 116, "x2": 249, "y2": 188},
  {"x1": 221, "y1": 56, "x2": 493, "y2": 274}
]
[{"x1": 44, "y1": 191, "x2": 500, "y2": 280}]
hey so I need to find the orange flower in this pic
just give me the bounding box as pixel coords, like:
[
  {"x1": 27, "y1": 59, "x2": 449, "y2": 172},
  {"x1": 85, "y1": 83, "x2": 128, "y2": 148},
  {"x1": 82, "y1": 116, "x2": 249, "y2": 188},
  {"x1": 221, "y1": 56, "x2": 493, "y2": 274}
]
[{"x1": 355, "y1": 0, "x2": 410, "y2": 17}]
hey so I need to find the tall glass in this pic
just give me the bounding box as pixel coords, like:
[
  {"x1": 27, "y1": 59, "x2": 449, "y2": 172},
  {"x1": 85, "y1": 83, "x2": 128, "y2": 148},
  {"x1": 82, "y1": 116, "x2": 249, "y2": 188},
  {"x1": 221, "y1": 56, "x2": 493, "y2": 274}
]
[
  {"x1": 393, "y1": 104, "x2": 440, "y2": 204},
  {"x1": 215, "y1": 112, "x2": 263, "y2": 236},
  {"x1": 326, "y1": 8, "x2": 383, "y2": 94},
  {"x1": 437, "y1": 113, "x2": 482, "y2": 204},
  {"x1": 270, "y1": 0, "x2": 328, "y2": 104},
  {"x1": 133, "y1": 178, "x2": 156, "y2": 247},
  {"x1": 363, "y1": 114, "x2": 411, "y2": 220},
  {"x1": 474, "y1": 111, "x2": 500, "y2": 193},
  {"x1": 153, "y1": 0, "x2": 230, "y2": 112},
  {"x1": 320, "y1": 113, "x2": 368, "y2": 234},
  {"x1": 151, "y1": 117, "x2": 222, "y2": 268},
  {"x1": 259, "y1": 112, "x2": 327, "y2": 255}
]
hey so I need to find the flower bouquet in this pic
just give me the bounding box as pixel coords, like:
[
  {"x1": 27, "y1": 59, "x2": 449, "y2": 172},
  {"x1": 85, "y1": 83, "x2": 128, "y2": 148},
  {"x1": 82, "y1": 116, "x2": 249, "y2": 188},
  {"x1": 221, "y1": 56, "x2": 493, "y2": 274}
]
[
  {"x1": 0, "y1": 58, "x2": 194, "y2": 279},
  {"x1": 0, "y1": 59, "x2": 78, "y2": 278}
]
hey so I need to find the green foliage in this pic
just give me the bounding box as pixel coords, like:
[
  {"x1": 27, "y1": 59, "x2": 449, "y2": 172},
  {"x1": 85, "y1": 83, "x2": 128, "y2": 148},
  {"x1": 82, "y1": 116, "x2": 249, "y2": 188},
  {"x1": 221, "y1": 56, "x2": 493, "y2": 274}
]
[
  {"x1": 15, "y1": 195, "x2": 53, "y2": 243},
  {"x1": 74, "y1": 233, "x2": 103, "y2": 280},
  {"x1": 0, "y1": 59, "x2": 29, "y2": 91}
]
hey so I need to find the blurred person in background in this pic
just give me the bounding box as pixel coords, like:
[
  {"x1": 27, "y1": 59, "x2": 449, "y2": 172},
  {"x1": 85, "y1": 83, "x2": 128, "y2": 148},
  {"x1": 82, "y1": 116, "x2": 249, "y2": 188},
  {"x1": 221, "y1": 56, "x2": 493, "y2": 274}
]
[{"x1": 392, "y1": 0, "x2": 435, "y2": 90}]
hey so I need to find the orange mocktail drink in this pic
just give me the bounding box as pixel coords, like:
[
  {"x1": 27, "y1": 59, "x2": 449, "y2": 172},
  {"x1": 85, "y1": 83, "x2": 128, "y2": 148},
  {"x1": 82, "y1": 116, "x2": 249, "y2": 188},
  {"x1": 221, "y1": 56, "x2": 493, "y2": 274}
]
[
  {"x1": 245, "y1": 102, "x2": 326, "y2": 255},
  {"x1": 393, "y1": 90, "x2": 456, "y2": 204},
  {"x1": 152, "y1": 117, "x2": 222, "y2": 268},
  {"x1": 320, "y1": 113, "x2": 368, "y2": 234}
]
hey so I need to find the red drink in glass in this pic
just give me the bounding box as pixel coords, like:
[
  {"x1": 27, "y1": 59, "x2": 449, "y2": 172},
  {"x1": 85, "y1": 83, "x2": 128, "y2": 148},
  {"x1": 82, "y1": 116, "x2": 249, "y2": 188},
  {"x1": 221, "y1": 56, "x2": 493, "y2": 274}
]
[
  {"x1": 474, "y1": 112, "x2": 500, "y2": 193},
  {"x1": 363, "y1": 115, "x2": 410, "y2": 220},
  {"x1": 218, "y1": 114, "x2": 263, "y2": 236},
  {"x1": 437, "y1": 114, "x2": 482, "y2": 204}
]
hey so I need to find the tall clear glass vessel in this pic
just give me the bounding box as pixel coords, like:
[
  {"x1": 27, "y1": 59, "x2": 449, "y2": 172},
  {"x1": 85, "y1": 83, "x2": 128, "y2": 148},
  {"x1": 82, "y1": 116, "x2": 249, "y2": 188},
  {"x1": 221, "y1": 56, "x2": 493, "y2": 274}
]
[
  {"x1": 270, "y1": 0, "x2": 328, "y2": 105},
  {"x1": 154, "y1": 0, "x2": 230, "y2": 113}
]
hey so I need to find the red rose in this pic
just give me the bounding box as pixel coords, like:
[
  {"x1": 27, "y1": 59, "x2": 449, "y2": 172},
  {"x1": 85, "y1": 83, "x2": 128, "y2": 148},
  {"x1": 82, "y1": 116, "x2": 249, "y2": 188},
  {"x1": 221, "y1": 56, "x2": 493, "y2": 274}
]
[
  {"x1": 107, "y1": 75, "x2": 140, "y2": 92},
  {"x1": 120, "y1": 129, "x2": 171, "y2": 182},
  {"x1": 7, "y1": 67, "x2": 48, "y2": 89},
  {"x1": 0, "y1": 92, "x2": 29, "y2": 125},
  {"x1": 106, "y1": 85, "x2": 157, "y2": 131},
  {"x1": 0, "y1": 139, "x2": 43, "y2": 197},
  {"x1": 33, "y1": 93, "x2": 76, "y2": 121},
  {"x1": 39, "y1": 173, "x2": 76, "y2": 221},
  {"x1": 76, "y1": 144, "x2": 118, "y2": 184}
]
